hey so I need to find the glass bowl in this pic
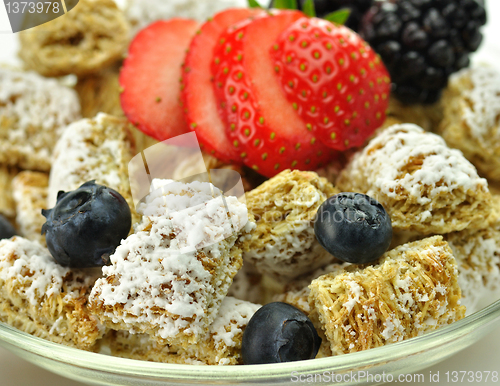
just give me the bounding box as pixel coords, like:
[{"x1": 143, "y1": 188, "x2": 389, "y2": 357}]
[
  {"x1": 1, "y1": 2, "x2": 500, "y2": 386},
  {"x1": 1, "y1": 298, "x2": 500, "y2": 386}
]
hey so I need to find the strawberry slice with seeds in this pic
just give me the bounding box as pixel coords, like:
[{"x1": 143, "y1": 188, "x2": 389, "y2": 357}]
[
  {"x1": 212, "y1": 10, "x2": 335, "y2": 177},
  {"x1": 271, "y1": 17, "x2": 391, "y2": 151},
  {"x1": 180, "y1": 8, "x2": 263, "y2": 163},
  {"x1": 120, "y1": 19, "x2": 199, "y2": 141}
]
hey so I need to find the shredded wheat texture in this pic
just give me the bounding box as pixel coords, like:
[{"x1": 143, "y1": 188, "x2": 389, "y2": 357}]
[
  {"x1": 48, "y1": 113, "x2": 138, "y2": 223},
  {"x1": 336, "y1": 124, "x2": 492, "y2": 235},
  {"x1": 104, "y1": 297, "x2": 260, "y2": 365},
  {"x1": 0, "y1": 165, "x2": 18, "y2": 219},
  {"x1": 0, "y1": 67, "x2": 81, "y2": 171},
  {"x1": 19, "y1": 0, "x2": 129, "y2": 77},
  {"x1": 89, "y1": 180, "x2": 254, "y2": 348},
  {"x1": 75, "y1": 65, "x2": 124, "y2": 118},
  {"x1": 439, "y1": 66, "x2": 500, "y2": 182},
  {"x1": 308, "y1": 236, "x2": 465, "y2": 355},
  {"x1": 0, "y1": 237, "x2": 103, "y2": 351},
  {"x1": 241, "y1": 170, "x2": 339, "y2": 280},
  {"x1": 11, "y1": 171, "x2": 49, "y2": 246},
  {"x1": 444, "y1": 201, "x2": 500, "y2": 314}
]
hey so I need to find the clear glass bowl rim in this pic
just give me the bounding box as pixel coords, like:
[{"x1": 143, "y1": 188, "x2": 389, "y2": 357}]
[{"x1": 1, "y1": 298, "x2": 500, "y2": 382}]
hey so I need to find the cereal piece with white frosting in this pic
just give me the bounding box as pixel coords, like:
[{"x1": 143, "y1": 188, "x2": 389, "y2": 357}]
[
  {"x1": 125, "y1": 0, "x2": 247, "y2": 36},
  {"x1": 438, "y1": 66, "x2": 500, "y2": 182},
  {"x1": 444, "y1": 199, "x2": 500, "y2": 314},
  {"x1": 105, "y1": 297, "x2": 260, "y2": 365},
  {"x1": 48, "y1": 113, "x2": 137, "y2": 222},
  {"x1": 19, "y1": 0, "x2": 129, "y2": 77},
  {"x1": 308, "y1": 236, "x2": 465, "y2": 355},
  {"x1": 0, "y1": 67, "x2": 81, "y2": 171},
  {"x1": 11, "y1": 171, "x2": 49, "y2": 246},
  {"x1": 0, "y1": 237, "x2": 103, "y2": 350},
  {"x1": 241, "y1": 170, "x2": 339, "y2": 281},
  {"x1": 336, "y1": 124, "x2": 492, "y2": 235},
  {"x1": 89, "y1": 179, "x2": 255, "y2": 347}
]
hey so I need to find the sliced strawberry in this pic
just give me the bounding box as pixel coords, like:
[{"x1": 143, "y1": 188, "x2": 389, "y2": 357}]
[
  {"x1": 271, "y1": 17, "x2": 391, "y2": 151},
  {"x1": 180, "y1": 8, "x2": 263, "y2": 163},
  {"x1": 212, "y1": 10, "x2": 335, "y2": 177},
  {"x1": 120, "y1": 19, "x2": 199, "y2": 141}
]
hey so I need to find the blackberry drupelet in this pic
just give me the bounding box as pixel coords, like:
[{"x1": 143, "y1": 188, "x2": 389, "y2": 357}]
[{"x1": 360, "y1": 0, "x2": 487, "y2": 104}]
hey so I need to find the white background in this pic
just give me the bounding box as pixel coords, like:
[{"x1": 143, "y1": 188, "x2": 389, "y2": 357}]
[{"x1": 0, "y1": 1, "x2": 500, "y2": 385}]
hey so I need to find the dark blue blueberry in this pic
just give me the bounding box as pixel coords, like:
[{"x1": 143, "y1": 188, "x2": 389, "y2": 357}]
[
  {"x1": 314, "y1": 192, "x2": 392, "y2": 264},
  {"x1": 41, "y1": 181, "x2": 131, "y2": 268},
  {"x1": 241, "y1": 302, "x2": 321, "y2": 365},
  {"x1": 0, "y1": 214, "x2": 17, "y2": 240}
]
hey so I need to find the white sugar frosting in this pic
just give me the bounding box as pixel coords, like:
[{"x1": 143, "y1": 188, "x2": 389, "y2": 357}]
[
  {"x1": 0, "y1": 68, "x2": 80, "y2": 134},
  {"x1": 357, "y1": 124, "x2": 487, "y2": 205},
  {"x1": 0, "y1": 237, "x2": 70, "y2": 305},
  {"x1": 450, "y1": 66, "x2": 500, "y2": 144},
  {"x1": 48, "y1": 113, "x2": 132, "y2": 206},
  {"x1": 210, "y1": 297, "x2": 260, "y2": 348},
  {"x1": 91, "y1": 179, "x2": 252, "y2": 342}
]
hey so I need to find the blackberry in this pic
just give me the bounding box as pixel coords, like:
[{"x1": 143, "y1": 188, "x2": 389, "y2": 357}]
[
  {"x1": 269, "y1": 0, "x2": 374, "y2": 31},
  {"x1": 360, "y1": 0, "x2": 487, "y2": 104}
]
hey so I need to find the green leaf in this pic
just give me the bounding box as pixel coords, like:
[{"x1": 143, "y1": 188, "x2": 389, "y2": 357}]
[
  {"x1": 324, "y1": 8, "x2": 351, "y2": 25},
  {"x1": 302, "y1": 0, "x2": 316, "y2": 17},
  {"x1": 247, "y1": 0, "x2": 263, "y2": 8},
  {"x1": 272, "y1": 0, "x2": 298, "y2": 10}
]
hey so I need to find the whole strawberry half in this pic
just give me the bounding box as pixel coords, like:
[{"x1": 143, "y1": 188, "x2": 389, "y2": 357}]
[
  {"x1": 211, "y1": 10, "x2": 336, "y2": 178},
  {"x1": 271, "y1": 17, "x2": 390, "y2": 151},
  {"x1": 120, "y1": 19, "x2": 199, "y2": 141},
  {"x1": 180, "y1": 8, "x2": 263, "y2": 163}
]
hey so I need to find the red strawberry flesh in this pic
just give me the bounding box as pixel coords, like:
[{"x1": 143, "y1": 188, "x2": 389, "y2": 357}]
[
  {"x1": 271, "y1": 17, "x2": 391, "y2": 150},
  {"x1": 212, "y1": 10, "x2": 335, "y2": 177},
  {"x1": 181, "y1": 8, "x2": 262, "y2": 163},
  {"x1": 120, "y1": 19, "x2": 199, "y2": 141}
]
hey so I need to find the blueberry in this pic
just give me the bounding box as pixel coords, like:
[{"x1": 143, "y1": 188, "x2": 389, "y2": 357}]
[
  {"x1": 241, "y1": 302, "x2": 321, "y2": 365},
  {"x1": 0, "y1": 214, "x2": 17, "y2": 240},
  {"x1": 41, "y1": 181, "x2": 131, "y2": 268},
  {"x1": 314, "y1": 192, "x2": 392, "y2": 264}
]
